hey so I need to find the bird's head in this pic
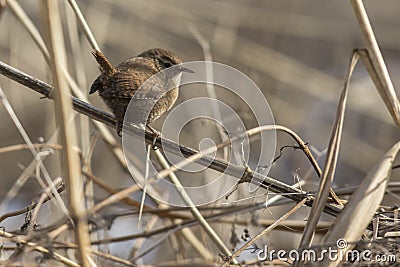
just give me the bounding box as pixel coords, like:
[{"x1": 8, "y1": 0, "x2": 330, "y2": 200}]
[{"x1": 138, "y1": 48, "x2": 194, "y2": 74}]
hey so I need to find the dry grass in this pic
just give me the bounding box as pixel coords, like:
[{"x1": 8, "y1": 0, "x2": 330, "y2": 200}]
[{"x1": 0, "y1": 0, "x2": 400, "y2": 266}]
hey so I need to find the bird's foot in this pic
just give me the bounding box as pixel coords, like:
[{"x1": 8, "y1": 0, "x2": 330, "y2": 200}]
[
  {"x1": 117, "y1": 122, "x2": 123, "y2": 137},
  {"x1": 146, "y1": 125, "x2": 161, "y2": 150}
]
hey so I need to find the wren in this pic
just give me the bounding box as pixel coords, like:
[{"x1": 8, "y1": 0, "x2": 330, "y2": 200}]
[{"x1": 90, "y1": 48, "x2": 193, "y2": 136}]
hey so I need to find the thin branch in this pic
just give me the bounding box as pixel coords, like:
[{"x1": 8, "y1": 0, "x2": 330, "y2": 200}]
[
  {"x1": 0, "y1": 60, "x2": 342, "y2": 217},
  {"x1": 0, "y1": 182, "x2": 65, "y2": 223},
  {"x1": 28, "y1": 177, "x2": 63, "y2": 233},
  {"x1": 90, "y1": 196, "x2": 300, "y2": 245}
]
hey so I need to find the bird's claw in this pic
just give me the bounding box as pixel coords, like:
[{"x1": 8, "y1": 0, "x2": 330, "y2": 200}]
[
  {"x1": 146, "y1": 125, "x2": 161, "y2": 150},
  {"x1": 117, "y1": 122, "x2": 123, "y2": 137}
]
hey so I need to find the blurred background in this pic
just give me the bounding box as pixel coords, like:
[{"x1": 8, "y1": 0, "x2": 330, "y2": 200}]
[{"x1": 0, "y1": 0, "x2": 400, "y2": 265}]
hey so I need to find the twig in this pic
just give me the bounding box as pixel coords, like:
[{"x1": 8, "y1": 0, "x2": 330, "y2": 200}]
[
  {"x1": 247, "y1": 125, "x2": 342, "y2": 205},
  {"x1": 0, "y1": 143, "x2": 62, "y2": 154},
  {"x1": 83, "y1": 170, "x2": 142, "y2": 208},
  {"x1": 28, "y1": 177, "x2": 63, "y2": 232},
  {"x1": 89, "y1": 196, "x2": 301, "y2": 245},
  {"x1": 0, "y1": 182, "x2": 65, "y2": 223},
  {"x1": 0, "y1": 229, "x2": 80, "y2": 267},
  {"x1": 66, "y1": 0, "x2": 100, "y2": 51}
]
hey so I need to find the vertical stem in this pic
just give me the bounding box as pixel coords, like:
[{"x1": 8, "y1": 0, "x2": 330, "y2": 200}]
[
  {"x1": 42, "y1": 0, "x2": 92, "y2": 266},
  {"x1": 65, "y1": 3, "x2": 97, "y2": 250}
]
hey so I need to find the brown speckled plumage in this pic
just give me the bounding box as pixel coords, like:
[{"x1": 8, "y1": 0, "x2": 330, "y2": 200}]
[{"x1": 90, "y1": 48, "x2": 192, "y2": 136}]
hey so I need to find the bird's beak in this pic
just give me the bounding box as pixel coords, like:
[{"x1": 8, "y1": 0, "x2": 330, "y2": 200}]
[{"x1": 179, "y1": 66, "x2": 194, "y2": 73}]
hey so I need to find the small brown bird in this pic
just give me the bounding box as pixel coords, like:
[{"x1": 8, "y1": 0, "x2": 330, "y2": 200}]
[{"x1": 90, "y1": 48, "x2": 193, "y2": 136}]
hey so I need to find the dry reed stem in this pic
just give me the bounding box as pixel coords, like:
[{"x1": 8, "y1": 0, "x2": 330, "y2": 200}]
[
  {"x1": 42, "y1": 0, "x2": 91, "y2": 265},
  {"x1": 66, "y1": 0, "x2": 100, "y2": 51},
  {"x1": 322, "y1": 142, "x2": 400, "y2": 266},
  {"x1": 0, "y1": 143, "x2": 62, "y2": 154},
  {"x1": 351, "y1": 0, "x2": 400, "y2": 126},
  {"x1": 295, "y1": 50, "x2": 358, "y2": 267},
  {"x1": 64, "y1": 4, "x2": 95, "y2": 245}
]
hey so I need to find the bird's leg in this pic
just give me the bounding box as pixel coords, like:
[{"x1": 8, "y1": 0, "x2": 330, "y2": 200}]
[
  {"x1": 117, "y1": 121, "x2": 123, "y2": 137},
  {"x1": 146, "y1": 125, "x2": 161, "y2": 149}
]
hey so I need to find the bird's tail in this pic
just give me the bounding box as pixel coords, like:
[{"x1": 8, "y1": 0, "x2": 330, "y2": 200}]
[{"x1": 91, "y1": 50, "x2": 115, "y2": 77}]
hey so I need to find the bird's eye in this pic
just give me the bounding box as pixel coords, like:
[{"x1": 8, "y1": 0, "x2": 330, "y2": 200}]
[{"x1": 163, "y1": 61, "x2": 173, "y2": 68}]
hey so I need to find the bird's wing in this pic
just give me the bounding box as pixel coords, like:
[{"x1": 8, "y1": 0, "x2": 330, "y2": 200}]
[{"x1": 100, "y1": 68, "x2": 165, "y2": 99}]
